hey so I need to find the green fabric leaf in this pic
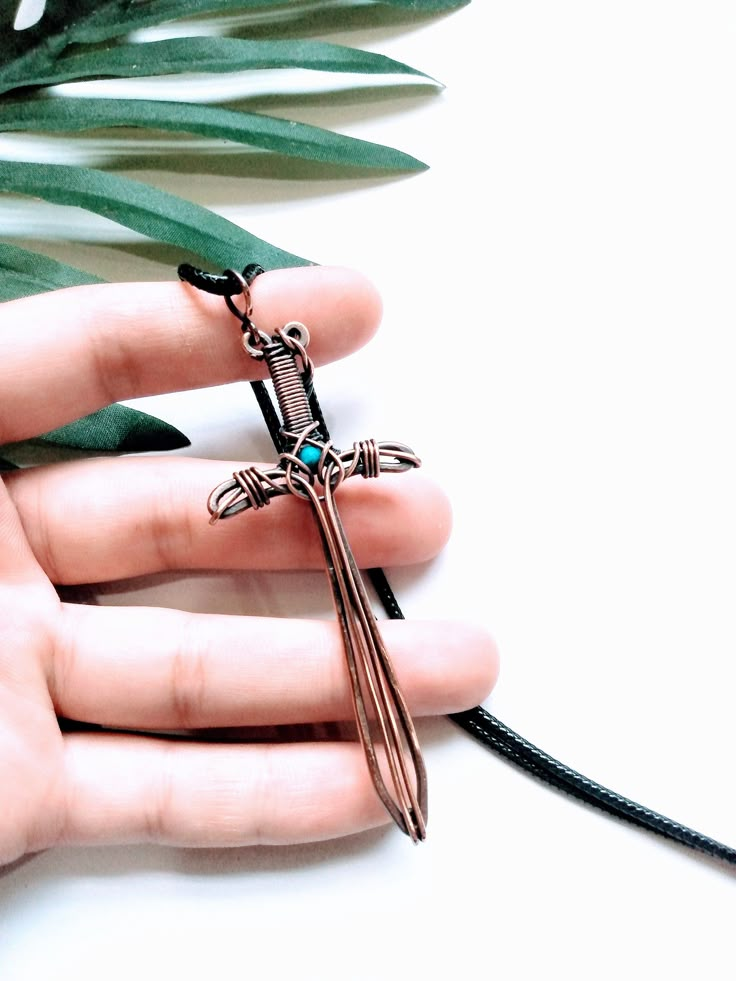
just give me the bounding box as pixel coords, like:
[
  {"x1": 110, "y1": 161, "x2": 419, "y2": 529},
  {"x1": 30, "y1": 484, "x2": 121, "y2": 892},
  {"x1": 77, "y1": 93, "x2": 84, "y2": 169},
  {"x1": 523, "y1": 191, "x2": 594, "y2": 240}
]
[
  {"x1": 61, "y1": 0, "x2": 470, "y2": 46},
  {"x1": 23, "y1": 37, "x2": 432, "y2": 88},
  {"x1": 63, "y1": 0, "x2": 316, "y2": 45},
  {"x1": 0, "y1": 0, "x2": 465, "y2": 95},
  {"x1": 0, "y1": 160, "x2": 309, "y2": 270},
  {"x1": 0, "y1": 0, "x2": 292, "y2": 94},
  {"x1": 378, "y1": 0, "x2": 469, "y2": 9},
  {"x1": 36, "y1": 404, "x2": 190, "y2": 452},
  {"x1": 0, "y1": 97, "x2": 427, "y2": 170},
  {"x1": 0, "y1": 241, "x2": 104, "y2": 300}
]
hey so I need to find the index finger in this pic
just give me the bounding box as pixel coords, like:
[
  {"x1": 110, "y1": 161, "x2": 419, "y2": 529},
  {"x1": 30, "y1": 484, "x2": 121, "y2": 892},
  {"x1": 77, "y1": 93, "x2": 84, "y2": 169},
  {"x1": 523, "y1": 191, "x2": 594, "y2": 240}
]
[{"x1": 0, "y1": 266, "x2": 381, "y2": 445}]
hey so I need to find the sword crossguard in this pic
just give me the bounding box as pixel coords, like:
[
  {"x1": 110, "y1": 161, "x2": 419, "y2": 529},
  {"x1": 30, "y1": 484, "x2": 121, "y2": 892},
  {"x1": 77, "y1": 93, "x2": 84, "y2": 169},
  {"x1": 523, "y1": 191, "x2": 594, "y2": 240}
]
[{"x1": 207, "y1": 438, "x2": 421, "y2": 522}]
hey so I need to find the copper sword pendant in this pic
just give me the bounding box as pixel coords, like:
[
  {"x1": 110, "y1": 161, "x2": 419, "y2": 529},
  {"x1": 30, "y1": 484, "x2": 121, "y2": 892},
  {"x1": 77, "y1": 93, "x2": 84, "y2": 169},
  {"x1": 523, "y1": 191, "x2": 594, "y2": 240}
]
[{"x1": 207, "y1": 274, "x2": 428, "y2": 842}]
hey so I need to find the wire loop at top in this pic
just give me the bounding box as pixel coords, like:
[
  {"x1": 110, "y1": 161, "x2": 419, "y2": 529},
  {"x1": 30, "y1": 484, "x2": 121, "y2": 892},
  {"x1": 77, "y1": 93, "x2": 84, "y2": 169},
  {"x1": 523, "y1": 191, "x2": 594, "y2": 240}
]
[
  {"x1": 223, "y1": 269, "x2": 254, "y2": 324},
  {"x1": 178, "y1": 261, "x2": 266, "y2": 336}
]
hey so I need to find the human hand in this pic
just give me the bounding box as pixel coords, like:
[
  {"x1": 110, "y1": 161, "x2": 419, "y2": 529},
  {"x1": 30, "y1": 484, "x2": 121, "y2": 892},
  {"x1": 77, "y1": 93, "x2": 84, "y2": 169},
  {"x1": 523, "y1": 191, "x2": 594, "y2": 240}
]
[{"x1": 0, "y1": 266, "x2": 497, "y2": 865}]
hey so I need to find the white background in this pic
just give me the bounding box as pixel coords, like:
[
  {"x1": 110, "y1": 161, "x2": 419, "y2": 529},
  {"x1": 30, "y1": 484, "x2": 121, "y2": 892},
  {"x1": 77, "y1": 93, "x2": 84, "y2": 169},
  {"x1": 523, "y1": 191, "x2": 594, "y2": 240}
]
[{"x1": 1, "y1": 1, "x2": 736, "y2": 977}]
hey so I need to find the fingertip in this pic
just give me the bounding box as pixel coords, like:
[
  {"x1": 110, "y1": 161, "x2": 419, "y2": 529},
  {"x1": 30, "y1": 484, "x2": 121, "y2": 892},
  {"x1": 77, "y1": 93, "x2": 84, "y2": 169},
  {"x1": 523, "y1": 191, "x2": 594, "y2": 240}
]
[
  {"x1": 400, "y1": 620, "x2": 500, "y2": 715},
  {"x1": 345, "y1": 472, "x2": 452, "y2": 567},
  {"x1": 418, "y1": 477, "x2": 454, "y2": 560},
  {"x1": 387, "y1": 472, "x2": 453, "y2": 564},
  {"x1": 457, "y1": 621, "x2": 501, "y2": 709},
  {"x1": 323, "y1": 266, "x2": 383, "y2": 350},
  {"x1": 250, "y1": 265, "x2": 382, "y2": 364}
]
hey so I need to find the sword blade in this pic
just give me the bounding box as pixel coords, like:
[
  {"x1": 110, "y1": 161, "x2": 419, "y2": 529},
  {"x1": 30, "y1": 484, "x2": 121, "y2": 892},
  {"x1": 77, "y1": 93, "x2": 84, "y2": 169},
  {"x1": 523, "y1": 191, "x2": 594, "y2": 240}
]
[{"x1": 301, "y1": 480, "x2": 428, "y2": 842}]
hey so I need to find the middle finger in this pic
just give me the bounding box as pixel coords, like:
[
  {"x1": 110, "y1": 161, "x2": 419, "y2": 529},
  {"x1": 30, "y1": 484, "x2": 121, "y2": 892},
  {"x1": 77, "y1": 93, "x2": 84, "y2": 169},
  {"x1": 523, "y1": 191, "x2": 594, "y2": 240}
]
[{"x1": 5, "y1": 456, "x2": 451, "y2": 583}]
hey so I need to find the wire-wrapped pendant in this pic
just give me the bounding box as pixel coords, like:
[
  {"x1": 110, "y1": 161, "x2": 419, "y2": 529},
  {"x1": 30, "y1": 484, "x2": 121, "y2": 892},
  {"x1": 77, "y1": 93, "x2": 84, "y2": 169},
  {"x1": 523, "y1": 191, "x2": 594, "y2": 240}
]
[{"x1": 204, "y1": 270, "x2": 428, "y2": 841}]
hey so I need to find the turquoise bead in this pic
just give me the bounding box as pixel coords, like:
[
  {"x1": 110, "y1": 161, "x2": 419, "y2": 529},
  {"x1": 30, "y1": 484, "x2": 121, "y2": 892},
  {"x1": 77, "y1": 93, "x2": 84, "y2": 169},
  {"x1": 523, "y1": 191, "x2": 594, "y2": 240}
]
[{"x1": 298, "y1": 445, "x2": 322, "y2": 467}]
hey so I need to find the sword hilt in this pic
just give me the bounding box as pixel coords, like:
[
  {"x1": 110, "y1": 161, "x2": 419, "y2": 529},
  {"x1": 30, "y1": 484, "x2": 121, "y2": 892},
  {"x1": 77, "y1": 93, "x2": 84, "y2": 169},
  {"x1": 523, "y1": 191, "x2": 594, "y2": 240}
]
[{"x1": 260, "y1": 325, "x2": 315, "y2": 442}]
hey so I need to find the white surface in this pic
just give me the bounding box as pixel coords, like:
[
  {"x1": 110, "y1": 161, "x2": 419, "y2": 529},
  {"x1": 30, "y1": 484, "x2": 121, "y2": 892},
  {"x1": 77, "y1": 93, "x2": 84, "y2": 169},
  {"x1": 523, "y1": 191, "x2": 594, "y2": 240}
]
[{"x1": 2, "y1": 2, "x2": 736, "y2": 978}]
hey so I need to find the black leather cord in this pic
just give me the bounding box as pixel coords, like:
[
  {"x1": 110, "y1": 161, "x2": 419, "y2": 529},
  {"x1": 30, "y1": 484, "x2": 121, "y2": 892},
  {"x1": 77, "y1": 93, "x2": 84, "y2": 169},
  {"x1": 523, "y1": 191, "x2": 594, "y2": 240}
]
[
  {"x1": 307, "y1": 385, "x2": 331, "y2": 445},
  {"x1": 186, "y1": 263, "x2": 736, "y2": 869},
  {"x1": 450, "y1": 706, "x2": 736, "y2": 865},
  {"x1": 251, "y1": 380, "x2": 286, "y2": 454},
  {"x1": 369, "y1": 501, "x2": 736, "y2": 866},
  {"x1": 178, "y1": 262, "x2": 264, "y2": 295}
]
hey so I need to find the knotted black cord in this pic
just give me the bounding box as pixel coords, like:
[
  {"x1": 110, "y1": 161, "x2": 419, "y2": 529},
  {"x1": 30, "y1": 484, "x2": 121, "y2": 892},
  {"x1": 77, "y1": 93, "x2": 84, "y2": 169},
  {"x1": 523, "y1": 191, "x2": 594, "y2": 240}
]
[{"x1": 179, "y1": 262, "x2": 736, "y2": 869}]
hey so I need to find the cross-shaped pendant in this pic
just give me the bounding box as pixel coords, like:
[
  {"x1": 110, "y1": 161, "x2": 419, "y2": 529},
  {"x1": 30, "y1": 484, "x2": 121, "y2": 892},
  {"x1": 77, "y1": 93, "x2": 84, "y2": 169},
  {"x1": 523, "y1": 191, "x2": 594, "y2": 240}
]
[{"x1": 206, "y1": 272, "x2": 428, "y2": 842}]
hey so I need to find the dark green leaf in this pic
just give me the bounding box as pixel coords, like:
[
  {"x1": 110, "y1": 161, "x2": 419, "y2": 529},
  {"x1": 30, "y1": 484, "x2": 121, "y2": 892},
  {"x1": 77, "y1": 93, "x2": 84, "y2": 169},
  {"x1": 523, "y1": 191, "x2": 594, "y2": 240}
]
[
  {"x1": 0, "y1": 0, "x2": 299, "y2": 94},
  {"x1": 379, "y1": 0, "x2": 469, "y2": 9},
  {"x1": 0, "y1": 0, "x2": 464, "y2": 95},
  {"x1": 67, "y1": 0, "x2": 310, "y2": 45},
  {"x1": 0, "y1": 97, "x2": 426, "y2": 170},
  {"x1": 66, "y1": 1, "x2": 469, "y2": 46},
  {"x1": 37, "y1": 404, "x2": 190, "y2": 452},
  {"x1": 0, "y1": 160, "x2": 309, "y2": 269},
  {"x1": 24, "y1": 37, "x2": 432, "y2": 88},
  {"x1": 0, "y1": 457, "x2": 18, "y2": 470},
  {"x1": 0, "y1": 241, "x2": 104, "y2": 300}
]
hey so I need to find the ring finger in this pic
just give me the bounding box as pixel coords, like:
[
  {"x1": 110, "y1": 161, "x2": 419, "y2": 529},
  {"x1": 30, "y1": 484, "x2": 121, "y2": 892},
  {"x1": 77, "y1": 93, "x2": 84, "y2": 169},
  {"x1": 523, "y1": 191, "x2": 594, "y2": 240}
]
[{"x1": 51, "y1": 603, "x2": 498, "y2": 729}]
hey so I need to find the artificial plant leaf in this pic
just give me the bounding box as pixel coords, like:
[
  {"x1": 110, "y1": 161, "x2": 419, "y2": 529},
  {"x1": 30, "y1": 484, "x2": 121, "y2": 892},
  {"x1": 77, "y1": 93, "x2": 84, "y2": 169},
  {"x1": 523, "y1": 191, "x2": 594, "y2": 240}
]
[
  {"x1": 0, "y1": 0, "x2": 287, "y2": 94},
  {"x1": 22, "y1": 37, "x2": 432, "y2": 88},
  {"x1": 0, "y1": 0, "x2": 467, "y2": 95},
  {"x1": 378, "y1": 0, "x2": 469, "y2": 8},
  {"x1": 0, "y1": 1, "x2": 88, "y2": 94},
  {"x1": 0, "y1": 97, "x2": 427, "y2": 170},
  {"x1": 0, "y1": 241, "x2": 104, "y2": 300},
  {"x1": 35, "y1": 404, "x2": 190, "y2": 452},
  {"x1": 60, "y1": 0, "x2": 312, "y2": 46},
  {"x1": 0, "y1": 160, "x2": 309, "y2": 269},
  {"x1": 58, "y1": 0, "x2": 470, "y2": 47}
]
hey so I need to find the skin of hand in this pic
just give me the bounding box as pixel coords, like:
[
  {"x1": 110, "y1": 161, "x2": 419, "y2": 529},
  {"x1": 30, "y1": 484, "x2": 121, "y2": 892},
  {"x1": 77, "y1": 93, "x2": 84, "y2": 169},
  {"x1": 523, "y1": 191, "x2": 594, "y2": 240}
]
[{"x1": 0, "y1": 266, "x2": 498, "y2": 866}]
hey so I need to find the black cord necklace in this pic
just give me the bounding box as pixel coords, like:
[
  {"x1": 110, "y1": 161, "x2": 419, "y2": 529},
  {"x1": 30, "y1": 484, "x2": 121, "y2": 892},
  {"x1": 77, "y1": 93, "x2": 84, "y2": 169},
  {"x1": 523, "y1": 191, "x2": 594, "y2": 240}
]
[{"x1": 179, "y1": 260, "x2": 736, "y2": 868}]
